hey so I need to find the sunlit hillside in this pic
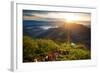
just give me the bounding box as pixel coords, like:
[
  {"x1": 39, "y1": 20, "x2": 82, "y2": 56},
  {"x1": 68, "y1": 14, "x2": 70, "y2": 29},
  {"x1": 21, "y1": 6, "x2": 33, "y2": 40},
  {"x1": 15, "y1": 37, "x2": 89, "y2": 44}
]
[{"x1": 23, "y1": 36, "x2": 90, "y2": 62}]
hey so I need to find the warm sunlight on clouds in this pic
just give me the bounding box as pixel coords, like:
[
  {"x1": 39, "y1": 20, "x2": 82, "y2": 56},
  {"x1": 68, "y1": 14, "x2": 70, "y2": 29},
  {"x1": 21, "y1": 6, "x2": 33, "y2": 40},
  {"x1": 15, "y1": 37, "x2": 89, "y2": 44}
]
[{"x1": 23, "y1": 10, "x2": 91, "y2": 26}]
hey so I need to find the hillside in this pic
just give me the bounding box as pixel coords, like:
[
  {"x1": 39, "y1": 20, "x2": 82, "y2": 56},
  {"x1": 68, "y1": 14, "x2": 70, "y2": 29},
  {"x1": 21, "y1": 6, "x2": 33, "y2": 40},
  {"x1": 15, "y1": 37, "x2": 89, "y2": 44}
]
[{"x1": 23, "y1": 20, "x2": 90, "y2": 49}]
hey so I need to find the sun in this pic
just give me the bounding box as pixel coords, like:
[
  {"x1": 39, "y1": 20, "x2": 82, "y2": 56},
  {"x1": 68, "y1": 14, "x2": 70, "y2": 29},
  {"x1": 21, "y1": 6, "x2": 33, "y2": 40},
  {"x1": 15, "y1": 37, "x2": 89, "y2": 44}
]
[
  {"x1": 63, "y1": 14, "x2": 80, "y2": 23},
  {"x1": 65, "y1": 15, "x2": 76, "y2": 22}
]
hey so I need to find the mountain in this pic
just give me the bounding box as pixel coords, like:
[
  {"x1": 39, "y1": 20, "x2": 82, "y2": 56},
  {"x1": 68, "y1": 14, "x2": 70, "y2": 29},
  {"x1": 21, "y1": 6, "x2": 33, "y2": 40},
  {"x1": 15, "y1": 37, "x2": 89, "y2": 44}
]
[{"x1": 23, "y1": 20, "x2": 91, "y2": 49}]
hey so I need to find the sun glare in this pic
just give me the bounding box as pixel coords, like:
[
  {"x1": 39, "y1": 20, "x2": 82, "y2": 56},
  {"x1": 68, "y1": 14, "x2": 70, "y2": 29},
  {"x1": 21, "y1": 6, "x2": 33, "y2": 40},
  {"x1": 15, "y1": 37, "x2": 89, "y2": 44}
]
[{"x1": 64, "y1": 14, "x2": 80, "y2": 23}]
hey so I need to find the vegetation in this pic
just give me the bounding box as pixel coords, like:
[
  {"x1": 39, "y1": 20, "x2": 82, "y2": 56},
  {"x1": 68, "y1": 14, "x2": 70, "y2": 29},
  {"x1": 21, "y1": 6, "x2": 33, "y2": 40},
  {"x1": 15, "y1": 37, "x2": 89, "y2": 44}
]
[{"x1": 23, "y1": 36, "x2": 91, "y2": 62}]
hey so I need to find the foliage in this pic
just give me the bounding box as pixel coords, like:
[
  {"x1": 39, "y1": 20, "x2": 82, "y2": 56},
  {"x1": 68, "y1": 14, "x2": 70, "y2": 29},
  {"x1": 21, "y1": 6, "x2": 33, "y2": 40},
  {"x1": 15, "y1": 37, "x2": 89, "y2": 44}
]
[{"x1": 23, "y1": 36, "x2": 91, "y2": 62}]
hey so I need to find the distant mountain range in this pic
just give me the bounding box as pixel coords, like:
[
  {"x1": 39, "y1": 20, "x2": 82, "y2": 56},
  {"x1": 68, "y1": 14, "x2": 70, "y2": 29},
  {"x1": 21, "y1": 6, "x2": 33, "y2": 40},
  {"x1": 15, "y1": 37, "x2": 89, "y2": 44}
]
[{"x1": 23, "y1": 20, "x2": 91, "y2": 49}]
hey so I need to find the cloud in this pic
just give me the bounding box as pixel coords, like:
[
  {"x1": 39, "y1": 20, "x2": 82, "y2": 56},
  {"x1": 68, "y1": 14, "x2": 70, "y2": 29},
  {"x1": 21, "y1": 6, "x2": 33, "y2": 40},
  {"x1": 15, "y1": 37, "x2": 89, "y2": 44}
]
[{"x1": 23, "y1": 10, "x2": 91, "y2": 22}]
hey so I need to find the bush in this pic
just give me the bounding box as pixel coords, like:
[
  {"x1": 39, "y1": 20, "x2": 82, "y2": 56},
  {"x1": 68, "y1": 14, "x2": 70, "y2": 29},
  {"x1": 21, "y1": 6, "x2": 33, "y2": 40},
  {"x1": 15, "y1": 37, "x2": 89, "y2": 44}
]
[{"x1": 23, "y1": 36, "x2": 91, "y2": 62}]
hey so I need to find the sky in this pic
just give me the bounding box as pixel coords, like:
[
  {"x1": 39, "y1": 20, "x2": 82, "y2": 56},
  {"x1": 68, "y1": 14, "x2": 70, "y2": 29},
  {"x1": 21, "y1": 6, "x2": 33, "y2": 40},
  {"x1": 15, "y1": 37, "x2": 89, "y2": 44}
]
[
  {"x1": 23, "y1": 10, "x2": 91, "y2": 27},
  {"x1": 23, "y1": 10, "x2": 91, "y2": 21}
]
